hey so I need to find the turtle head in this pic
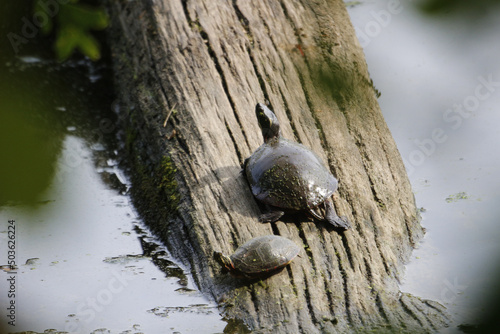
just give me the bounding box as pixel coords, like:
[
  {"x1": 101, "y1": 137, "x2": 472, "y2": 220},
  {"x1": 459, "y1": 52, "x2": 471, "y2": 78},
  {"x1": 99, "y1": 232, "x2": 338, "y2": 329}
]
[
  {"x1": 214, "y1": 251, "x2": 234, "y2": 271},
  {"x1": 256, "y1": 103, "x2": 280, "y2": 142}
]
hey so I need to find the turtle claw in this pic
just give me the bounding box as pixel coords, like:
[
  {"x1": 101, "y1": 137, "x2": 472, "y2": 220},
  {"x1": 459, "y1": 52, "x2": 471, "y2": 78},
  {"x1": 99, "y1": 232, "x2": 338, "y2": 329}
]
[
  {"x1": 328, "y1": 215, "x2": 351, "y2": 230},
  {"x1": 324, "y1": 198, "x2": 351, "y2": 230}
]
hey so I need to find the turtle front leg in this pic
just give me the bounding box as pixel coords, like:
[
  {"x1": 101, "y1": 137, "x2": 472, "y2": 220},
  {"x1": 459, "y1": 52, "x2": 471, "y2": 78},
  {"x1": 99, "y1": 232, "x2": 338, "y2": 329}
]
[
  {"x1": 323, "y1": 198, "x2": 351, "y2": 230},
  {"x1": 258, "y1": 205, "x2": 285, "y2": 223}
]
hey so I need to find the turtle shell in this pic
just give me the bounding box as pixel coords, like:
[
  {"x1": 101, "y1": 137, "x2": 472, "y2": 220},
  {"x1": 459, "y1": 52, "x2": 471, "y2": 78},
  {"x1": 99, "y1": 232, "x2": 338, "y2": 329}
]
[
  {"x1": 245, "y1": 137, "x2": 338, "y2": 210},
  {"x1": 231, "y1": 235, "x2": 300, "y2": 276}
]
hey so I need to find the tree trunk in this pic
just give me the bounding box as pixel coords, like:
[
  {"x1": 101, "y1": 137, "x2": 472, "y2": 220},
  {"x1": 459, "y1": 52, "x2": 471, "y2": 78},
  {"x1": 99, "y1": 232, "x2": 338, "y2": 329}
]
[{"x1": 107, "y1": 0, "x2": 449, "y2": 332}]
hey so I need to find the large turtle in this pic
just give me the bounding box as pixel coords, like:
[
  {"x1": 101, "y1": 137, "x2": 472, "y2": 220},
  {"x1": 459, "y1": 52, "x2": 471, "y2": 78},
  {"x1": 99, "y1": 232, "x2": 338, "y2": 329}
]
[
  {"x1": 214, "y1": 235, "x2": 300, "y2": 278},
  {"x1": 243, "y1": 103, "x2": 351, "y2": 230}
]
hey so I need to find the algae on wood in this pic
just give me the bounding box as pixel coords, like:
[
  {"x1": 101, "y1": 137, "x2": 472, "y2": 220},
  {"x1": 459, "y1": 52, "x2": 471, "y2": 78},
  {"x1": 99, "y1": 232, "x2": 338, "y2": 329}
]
[{"x1": 107, "y1": 0, "x2": 449, "y2": 332}]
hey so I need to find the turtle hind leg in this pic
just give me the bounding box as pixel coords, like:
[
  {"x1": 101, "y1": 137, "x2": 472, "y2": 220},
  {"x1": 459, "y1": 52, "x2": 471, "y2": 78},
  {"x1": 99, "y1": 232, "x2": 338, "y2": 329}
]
[
  {"x1": 323, "y1": 198, "x2": 351, "y2": 230},
  {"x1": 258, "y1": 206, "x2": 285, "y2": 223}
]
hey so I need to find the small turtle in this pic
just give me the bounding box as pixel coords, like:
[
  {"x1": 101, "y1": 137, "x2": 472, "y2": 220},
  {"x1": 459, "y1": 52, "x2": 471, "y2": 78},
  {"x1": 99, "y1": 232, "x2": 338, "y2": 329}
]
[
  {"x1": 243, "y1": 103, "x2": 351, "y2": 230},
  {"x1": 214, "y1": 235, "x2": 300, "y2": 278}
]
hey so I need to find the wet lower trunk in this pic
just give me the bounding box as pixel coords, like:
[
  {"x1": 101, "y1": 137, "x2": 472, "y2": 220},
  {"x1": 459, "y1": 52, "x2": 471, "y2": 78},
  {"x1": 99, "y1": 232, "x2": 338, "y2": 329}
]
[{"x1": 106, "y1": 0, "x2": 449, "y2": 332}]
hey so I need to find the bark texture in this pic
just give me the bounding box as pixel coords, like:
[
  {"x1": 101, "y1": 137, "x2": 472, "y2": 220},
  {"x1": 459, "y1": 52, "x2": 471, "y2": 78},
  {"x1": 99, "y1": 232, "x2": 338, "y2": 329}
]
[{"x1": 107, "y1": 0, "x2": 449, "y2": 332}]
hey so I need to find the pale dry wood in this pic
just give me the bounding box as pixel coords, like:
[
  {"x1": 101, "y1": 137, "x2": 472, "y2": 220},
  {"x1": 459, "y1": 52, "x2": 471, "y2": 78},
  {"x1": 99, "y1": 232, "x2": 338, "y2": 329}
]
[{"x1": 107, "y1": 0, "x2": 449, "y2": 332}]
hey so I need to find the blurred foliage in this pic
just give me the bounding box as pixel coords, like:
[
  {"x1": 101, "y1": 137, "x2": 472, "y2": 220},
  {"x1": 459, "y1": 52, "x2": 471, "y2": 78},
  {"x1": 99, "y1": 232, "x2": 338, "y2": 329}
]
[
  {"x1": 419, "y1": 0, "x2": 500, "y2": 16},
  {"x1": 0, "y1": 1, "x2": 114, "y2": 206},
  {"x1": 0, "y1": 92, "x2": 63, "y2": 206},
  {"x1": 33, "y1": 0, "x2": 109, "y2": 61}
]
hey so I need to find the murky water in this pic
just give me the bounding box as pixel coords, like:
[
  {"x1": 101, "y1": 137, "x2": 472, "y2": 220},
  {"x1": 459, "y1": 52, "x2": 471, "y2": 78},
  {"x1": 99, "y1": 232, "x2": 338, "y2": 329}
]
[
  {"x1": 0, "y1": 56, "x2": 226, "y2": 333},
  {"x1": 347, "y1": 1, "x2": 500, "y2": 331}
]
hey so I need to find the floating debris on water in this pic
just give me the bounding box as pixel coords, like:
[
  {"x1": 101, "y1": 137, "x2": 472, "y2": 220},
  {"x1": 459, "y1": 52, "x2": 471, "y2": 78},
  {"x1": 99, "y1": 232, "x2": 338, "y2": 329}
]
[
  {"x1": 445, "y1": 192, "x2": 469, "y2": 203},
  {"x1": 25, "y1": 258, "x2": 41, "y2": 265},
  {"x1": 103, "y1": 254, "x2": 147, "y2": 264},
  {"x1": 175, "y1": 287, "x2": 199, "y2": 295},
  {"x1": 148, "y1": 304, "x2": 217, "y2": 317}
]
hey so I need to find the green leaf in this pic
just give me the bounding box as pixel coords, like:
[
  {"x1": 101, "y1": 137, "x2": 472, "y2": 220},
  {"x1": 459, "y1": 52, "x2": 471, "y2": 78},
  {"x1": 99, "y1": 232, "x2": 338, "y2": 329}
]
[
  {"x1": 77, "y1": 33, "x2": 101, "y2": 61},
  {"x1": 55, "y1": 3, "x2": 108, "y2": 60},
  {"x1": 55, "y1": 25, "x2": 81, "y2": 61},
  {"x1": 33, "y1": 0, "x2": 109, "y2": 61}
]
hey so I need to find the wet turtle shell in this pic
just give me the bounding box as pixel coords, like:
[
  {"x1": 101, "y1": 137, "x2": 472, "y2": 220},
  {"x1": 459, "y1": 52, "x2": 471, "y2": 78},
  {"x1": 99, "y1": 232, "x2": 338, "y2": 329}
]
[
  {"x1": 214, "y1": 235, "x2": 300, "y2": 278},
  {"x1": 244, "y1": 104, "x2": 351, "y2": 230}
]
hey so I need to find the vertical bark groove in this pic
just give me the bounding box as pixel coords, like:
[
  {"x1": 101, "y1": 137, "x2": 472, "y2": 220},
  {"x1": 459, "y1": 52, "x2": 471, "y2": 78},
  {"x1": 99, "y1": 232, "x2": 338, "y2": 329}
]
[
  {"x1": 279, "y1": 87, "x2": 300, "y2": 141},
  {"x1": 303, "y1": 271, "x2": 319, "y2": 325},
  {"x1": 247, "y1": 48, "x2": 272, "y2": 106},
  {"x1": 224, "y1": 119, "x2": 243, "y2": 163},
  {"x1": 296, "y1": 223, "x2": 316, "y2": 270}
]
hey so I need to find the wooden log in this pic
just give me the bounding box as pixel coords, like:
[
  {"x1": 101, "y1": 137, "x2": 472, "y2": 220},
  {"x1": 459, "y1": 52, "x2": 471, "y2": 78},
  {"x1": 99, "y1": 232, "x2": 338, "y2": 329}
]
[{"x1": 106, "y1": 0, "x2": 449, "y2": 332}]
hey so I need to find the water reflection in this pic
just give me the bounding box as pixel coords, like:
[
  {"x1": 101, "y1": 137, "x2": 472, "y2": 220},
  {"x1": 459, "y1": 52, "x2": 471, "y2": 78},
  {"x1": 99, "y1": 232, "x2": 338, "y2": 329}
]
[{"x1": 0, "y1": 59, "x2": 64, "y2": 205}]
